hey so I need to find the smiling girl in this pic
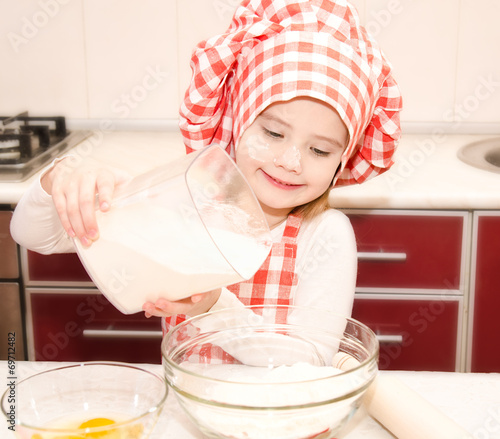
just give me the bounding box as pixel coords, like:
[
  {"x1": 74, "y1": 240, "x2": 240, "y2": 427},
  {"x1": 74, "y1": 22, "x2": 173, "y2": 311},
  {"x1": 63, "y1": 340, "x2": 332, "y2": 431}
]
[
  {"x1": 235, "y1": 98, "x2": 349, "y2": 227},
  {"x1": 11, "y1": 0, "x2": 402, "y2": 329}
]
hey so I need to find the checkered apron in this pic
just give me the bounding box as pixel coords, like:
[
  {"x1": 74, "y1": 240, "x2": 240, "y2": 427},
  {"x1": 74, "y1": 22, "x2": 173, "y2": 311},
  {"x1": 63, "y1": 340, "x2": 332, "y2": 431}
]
[
  {"x1": 225, "y1": 214, "x2": 301, "y2": 322},
  {"x1": 162, "y1": 214, "x2": 301, "y2": 363}
]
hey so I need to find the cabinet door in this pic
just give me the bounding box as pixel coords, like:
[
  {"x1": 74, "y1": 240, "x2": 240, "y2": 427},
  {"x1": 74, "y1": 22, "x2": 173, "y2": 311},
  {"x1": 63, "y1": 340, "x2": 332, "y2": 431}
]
[
  {"x1": 347, "y1": 212, "x2": 465, "y2": 290},
  {"x1": 25, "y1": 250, "x2": 93, "y2": 284},
  {"x1": 27, "y1": 289, "x2": 162, "y2": 363},
  {"x1": 0, "y1": 283, "x2": 25, "y2": 360},
  {"x1": 470, "y1": 213, "x2": 500, "y2": 372},
  {"x1": 0, "y1": 211, "x2": 19, "y2": 278},
  {"x1": 352, "y1": 297, "x2": 460, "y2": 371}
]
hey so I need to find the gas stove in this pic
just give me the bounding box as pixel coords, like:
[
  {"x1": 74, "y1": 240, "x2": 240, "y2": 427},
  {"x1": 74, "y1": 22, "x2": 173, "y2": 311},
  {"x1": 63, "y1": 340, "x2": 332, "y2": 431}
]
[{"x1": 0, "y1": 112, "x2": 91, "y2": 182}]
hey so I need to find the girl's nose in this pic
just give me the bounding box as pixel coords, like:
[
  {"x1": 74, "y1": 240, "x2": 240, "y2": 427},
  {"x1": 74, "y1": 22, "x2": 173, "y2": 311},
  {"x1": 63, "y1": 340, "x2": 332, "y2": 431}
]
[{"x1": 273, "y1": 144, "x2": 302, "y2": 172}]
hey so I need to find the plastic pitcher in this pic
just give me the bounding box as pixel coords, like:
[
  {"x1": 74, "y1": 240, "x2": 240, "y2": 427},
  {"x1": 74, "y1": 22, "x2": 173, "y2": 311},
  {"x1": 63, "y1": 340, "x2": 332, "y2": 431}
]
[{"x1": 74, "y1": 145, "x2": 272, "y2": 314}]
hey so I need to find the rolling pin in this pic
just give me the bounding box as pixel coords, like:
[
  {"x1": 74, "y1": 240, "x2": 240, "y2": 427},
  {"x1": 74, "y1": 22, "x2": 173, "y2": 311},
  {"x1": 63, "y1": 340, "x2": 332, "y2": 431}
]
[{"x1": 332, "y1": 353, "x2": 473, "y2": 439}]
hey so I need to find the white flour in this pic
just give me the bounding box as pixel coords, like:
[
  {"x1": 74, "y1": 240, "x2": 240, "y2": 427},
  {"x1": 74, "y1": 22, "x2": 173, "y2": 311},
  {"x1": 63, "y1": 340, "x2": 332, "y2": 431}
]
[
  {"x1": 176, "y1": 362, "x2": 355, "y2": 439},
  {"x1": 244, "y1": 134, "x2": 272, "y2": 163},
  {"x1": 242, "y1": 134, "x2": 302, "y2": 170},
  {"x1": 76, "y1": 201, "x2": 270, "y2": 314},
  {"x1": 276, "y1": 144, "x2": 301, "y2": 170}
]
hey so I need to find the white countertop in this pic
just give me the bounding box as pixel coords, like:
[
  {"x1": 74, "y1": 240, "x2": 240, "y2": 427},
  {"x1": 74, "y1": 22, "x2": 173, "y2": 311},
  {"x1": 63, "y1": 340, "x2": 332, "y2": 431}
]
[
  {"x1": 2, "y1": 361, "x2": 499, "y2": 439},
  {"x1": 330, "y1": 133, "x2": 500, "y2": 210},
  {"x1": 0, "y1": 130, "x2": 499, "y2": 209},
  {"x1": 0, "y1": 131, "x2": 186, "y2": 206}
]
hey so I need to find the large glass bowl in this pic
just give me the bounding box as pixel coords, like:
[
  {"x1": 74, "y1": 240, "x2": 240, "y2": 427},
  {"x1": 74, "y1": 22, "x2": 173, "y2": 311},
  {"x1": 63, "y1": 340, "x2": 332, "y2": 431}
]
[
  {"x1": 1, "y1": 362, "x2": 168, "y2": 439},
  {"x1": 162, "y1": 305, "x2": 378, "y2": 439}
]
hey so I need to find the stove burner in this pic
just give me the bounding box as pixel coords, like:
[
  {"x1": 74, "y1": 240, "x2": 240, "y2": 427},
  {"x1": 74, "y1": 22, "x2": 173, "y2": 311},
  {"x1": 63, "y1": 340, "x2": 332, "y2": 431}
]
[{"x1": 0, "y1": 112, "x2": 91, "y2": 182}]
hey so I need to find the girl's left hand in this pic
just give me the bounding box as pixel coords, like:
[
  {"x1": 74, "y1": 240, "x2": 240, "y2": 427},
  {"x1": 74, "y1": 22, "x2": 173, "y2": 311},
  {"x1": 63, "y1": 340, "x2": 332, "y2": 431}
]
[{"x1": 142, "y1": 289, "x2": 222, "y2": 318}]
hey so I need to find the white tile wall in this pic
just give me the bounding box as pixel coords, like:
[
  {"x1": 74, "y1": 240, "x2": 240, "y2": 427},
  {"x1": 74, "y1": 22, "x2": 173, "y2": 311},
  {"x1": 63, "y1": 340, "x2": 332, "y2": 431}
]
[
  {"x1": 365, "y1": 0, "x2": 460, "y2": 124},
  {"x1": 0, "y1": 0, "x2": 87, "y2": 118},
  {"x1": 1, "y1": 0, "x2": 499, "y2": 131},
  {"x1": 83, "y1": 0, "x2": 178, "y2": 120},
  {"x1": 455, "y1": 0, "x2": 500, "y2": 124}
]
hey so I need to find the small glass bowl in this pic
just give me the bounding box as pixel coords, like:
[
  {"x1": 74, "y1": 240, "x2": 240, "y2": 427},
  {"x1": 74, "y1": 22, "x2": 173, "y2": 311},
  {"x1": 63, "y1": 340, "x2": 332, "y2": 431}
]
[{"x1": 1, "y1": 362, "x2": 168, "y2": 439}]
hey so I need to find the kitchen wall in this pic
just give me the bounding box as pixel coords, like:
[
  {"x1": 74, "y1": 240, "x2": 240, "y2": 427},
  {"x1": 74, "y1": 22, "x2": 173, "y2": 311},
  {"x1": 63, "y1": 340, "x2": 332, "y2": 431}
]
[{"x1": 1, "y1": 0, "x2": 499, "y2": 133}]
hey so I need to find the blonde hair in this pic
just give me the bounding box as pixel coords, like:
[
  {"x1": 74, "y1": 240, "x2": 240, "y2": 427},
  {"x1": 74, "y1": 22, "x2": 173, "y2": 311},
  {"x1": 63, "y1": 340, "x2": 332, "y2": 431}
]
[
  {"x1": 291, "y1": 190, "x2": 331, "y2": 222},
  {"x1": 291, "y1": 162, "x2": 342, "y2": 221}
]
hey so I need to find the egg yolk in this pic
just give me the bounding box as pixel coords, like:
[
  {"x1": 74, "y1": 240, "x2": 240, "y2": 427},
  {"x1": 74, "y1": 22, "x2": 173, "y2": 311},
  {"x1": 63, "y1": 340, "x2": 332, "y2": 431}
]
[
  {"x1": 31, "y1": 417, "x2": 143, "y2": 439},
  {"x1": 78, "y1": 418, "x2": 117, "y2": 438}
]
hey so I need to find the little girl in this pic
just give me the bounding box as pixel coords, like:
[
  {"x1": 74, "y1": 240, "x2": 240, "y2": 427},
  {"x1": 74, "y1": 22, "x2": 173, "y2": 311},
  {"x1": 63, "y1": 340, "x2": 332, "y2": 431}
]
[{"x1": 11, "y1": 0, "x2": 402, "y2": 330}]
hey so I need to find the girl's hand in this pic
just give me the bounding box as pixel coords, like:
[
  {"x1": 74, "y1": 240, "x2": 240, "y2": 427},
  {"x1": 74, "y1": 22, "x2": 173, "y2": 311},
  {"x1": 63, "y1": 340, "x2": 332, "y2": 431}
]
[
  {"x1": 142, "y1": 289, "x2": 222, "y2": 318},
  {"x1": 41, "y1": 158, "x2": 130, "y2": 247}
]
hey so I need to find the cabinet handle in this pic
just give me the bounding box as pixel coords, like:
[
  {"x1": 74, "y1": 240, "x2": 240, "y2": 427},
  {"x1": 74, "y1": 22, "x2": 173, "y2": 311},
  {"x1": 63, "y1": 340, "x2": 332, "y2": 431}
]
[
  {"x1": 357, "y1": 252, "x2": 407, "y2": 261},
  {"x1": 82, "y1": 329, "x2": 163, "y2": 339},
  {"x1": 376, "y1": 334, "x2": 404, "y2": 344}
]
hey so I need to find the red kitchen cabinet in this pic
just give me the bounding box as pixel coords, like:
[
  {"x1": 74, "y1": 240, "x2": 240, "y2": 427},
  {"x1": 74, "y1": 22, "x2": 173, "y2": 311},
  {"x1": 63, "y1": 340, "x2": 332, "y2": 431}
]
[
  {"x1": 21, "y1": 210, "x2": 469, "y2": 371},
  {"x1": 345, "y1": 210, "x2": 468, "y2": 372},
  {"x1": 0, "y1": 210, "x2": 19, "y2": 279},
  {"x1": 26, "y1": 289, "x2": 162, "y2": 364},
  {"x1": 352, "y1": 296, "x2": 460, "y2": 371},
  {"x1": 470, "y1": 212, "x2": 500, "y2": 372},
  {"x1": 348, "y1": 212, "x2": 465, "y2": 290},
  {"x1": 22, "y1": 248, "x2": 162, "y2": 363},
  {"x1": 0, "y1": 210, "x2": 26, "y2": 361},
  {"x1": 25, "y1": 250, "x2": 93, "y2": 284}
]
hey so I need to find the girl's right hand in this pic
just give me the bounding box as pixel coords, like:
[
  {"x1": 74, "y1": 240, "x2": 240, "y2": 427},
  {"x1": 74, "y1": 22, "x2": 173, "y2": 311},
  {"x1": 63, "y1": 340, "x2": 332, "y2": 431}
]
[
  {"x1": 41, "y1": 158, "x2": 130, "y2": 247},
  {"x1": 142, "y1": 289, "x2": 222, "y2": 319}
]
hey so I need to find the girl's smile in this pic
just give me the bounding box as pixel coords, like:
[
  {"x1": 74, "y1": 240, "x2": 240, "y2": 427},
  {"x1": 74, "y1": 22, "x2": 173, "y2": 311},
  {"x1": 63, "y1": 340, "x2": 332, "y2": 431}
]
[
  {"x1": 236, "y1": 97, "x2": 349, "y2": 228},
  {"x1": 259, "y1": 169, "x2": 305, "y2": 190}
]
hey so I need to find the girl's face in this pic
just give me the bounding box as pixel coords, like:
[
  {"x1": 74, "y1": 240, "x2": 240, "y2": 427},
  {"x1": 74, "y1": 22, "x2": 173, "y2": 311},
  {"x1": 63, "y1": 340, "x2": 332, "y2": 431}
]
[{"x1": 236, "y1": 97, "x2": 349, "y2": 227}]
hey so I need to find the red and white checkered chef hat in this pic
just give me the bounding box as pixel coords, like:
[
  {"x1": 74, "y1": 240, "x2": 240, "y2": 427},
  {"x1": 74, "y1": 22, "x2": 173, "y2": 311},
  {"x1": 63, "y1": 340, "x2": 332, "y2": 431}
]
[{"x1": 180, "y1": 0, "x2": 402, "y2": 186}]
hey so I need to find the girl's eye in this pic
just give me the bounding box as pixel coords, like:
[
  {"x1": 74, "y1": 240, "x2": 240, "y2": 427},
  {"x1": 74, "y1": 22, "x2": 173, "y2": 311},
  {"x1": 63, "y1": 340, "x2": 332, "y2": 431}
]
[
  {"x1": 311, "y1": 147, "x2": 330, "y2": 157},
  {"x1": 263, "y1": 128, "x2": 283, "y2": 139}
]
